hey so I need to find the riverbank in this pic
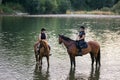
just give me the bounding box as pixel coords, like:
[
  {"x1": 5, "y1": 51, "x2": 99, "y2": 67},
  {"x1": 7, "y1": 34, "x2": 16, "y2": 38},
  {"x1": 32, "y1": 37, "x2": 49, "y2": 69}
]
[
  {"x1": 66, "y1": 10, "x2": 115, "y2": 15},
  {"x1": 1, "y1": 14, "x2": 120, "y2": 19}
]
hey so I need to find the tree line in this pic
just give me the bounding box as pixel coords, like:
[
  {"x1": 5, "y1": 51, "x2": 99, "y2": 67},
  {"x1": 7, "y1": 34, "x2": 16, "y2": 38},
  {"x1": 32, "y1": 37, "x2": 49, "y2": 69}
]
[{"x1": 1, "y1": 0, "x2": 120, "y2": 14}]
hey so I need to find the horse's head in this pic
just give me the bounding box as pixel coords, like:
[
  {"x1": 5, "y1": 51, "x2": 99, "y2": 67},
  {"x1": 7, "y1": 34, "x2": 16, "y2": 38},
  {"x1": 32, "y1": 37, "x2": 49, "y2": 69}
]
[
  {"x1": 58, "y1": 34, "x2": 63, "y2": 44},
  {"x1": 59, "y1": 34, "x2": 73, "y2": 44}
]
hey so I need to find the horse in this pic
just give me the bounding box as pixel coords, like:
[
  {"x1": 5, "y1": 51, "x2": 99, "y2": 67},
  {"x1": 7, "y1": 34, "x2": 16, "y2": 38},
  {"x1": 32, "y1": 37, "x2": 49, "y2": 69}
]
[
  {"x1": 58, "y1": 35, "x2": 101, "y2": 68},
  {"x1": 34, "y1": 40, "x2": 50, "y2": 68}
]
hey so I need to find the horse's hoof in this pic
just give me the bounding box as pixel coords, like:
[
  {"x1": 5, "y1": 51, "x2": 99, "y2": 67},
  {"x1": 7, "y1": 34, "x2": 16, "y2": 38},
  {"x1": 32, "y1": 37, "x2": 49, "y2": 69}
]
[
  {"x1": 49, "y1": 54, "x2": 52, "y2": 56},
  {"x1": 39, "y1": 65, "x2": 42, "y2": 68},
  {"x1": 47, "y1": 66, "x2": 49, "y2": 69},
  {"x1": 36, "y1": 61, "x2": 39, "y2": 65},
  {"x1": 36, "y1": 62, "x2": 38, "y2": 64}
]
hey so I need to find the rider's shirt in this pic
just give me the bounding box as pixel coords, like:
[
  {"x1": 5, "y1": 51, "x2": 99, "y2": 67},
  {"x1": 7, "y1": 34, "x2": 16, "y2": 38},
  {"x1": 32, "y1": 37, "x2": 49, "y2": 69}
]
[
  {"x1": 41, "y1": 33, "x2": 46, "y2": 40},
  {"x1": 79, "y1": 31, "x2": 85, "y2": 41}
]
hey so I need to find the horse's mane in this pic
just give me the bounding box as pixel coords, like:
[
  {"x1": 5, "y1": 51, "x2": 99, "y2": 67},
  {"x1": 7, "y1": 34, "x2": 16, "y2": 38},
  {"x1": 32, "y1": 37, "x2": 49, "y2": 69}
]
[{"x1": 60, "y1": 35, "x2": 74, "y2": 41}]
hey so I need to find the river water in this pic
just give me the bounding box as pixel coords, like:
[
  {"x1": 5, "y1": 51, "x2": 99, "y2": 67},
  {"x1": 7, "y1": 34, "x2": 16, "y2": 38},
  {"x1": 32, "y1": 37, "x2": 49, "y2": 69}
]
[{"x1": 0, "y1": 16, "x2": 120, "y2": 80}]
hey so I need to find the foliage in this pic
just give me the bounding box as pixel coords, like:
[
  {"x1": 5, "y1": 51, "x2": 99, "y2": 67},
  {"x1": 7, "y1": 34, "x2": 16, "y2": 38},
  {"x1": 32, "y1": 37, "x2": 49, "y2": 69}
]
[
  {"x1": 112, "y1": 1, "x2": 120, "y2": 14},
  {"x1": 1, "y1": 0, "x2": 120, "y2": 14},
  {"x1": 101, "y1": 7, "x2": 111, "y2": 11},
  {"x1": 0, "y1": 5, "x2": 13, "y2": 14},
  {"x1": 5, "y1": 2, "x2": 24, "y2": 11},
  {"x1": 57, "y1": 1, "x2": 69, "y2": 13},
  {"x1": 0, "y1": 2, "x2": 24, "y2": 14}
]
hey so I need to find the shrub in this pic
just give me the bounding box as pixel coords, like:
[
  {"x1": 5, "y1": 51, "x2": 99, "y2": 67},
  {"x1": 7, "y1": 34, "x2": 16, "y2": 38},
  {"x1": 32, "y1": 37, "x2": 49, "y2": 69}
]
[
  {"x1": 112, "y1": 1, "x2": 120, "y2": 14},
  {"x1": 5, "y1": 2, "x2": 24, "y2": 11},
  {"x1": 0, "y1": 2, "x2": 24, "y2": 14},
  {"x1": 0, "y1": 5, "x2": 13, "y2": 14},
  {"x1": 101, "y1": 7, "x2": 111, "y2": 11}
]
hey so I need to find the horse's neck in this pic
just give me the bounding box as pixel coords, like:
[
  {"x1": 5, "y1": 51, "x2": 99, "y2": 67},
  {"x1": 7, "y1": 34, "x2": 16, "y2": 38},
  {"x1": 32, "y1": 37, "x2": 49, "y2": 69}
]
[{"x1": 62, "y1": 40, "x2": 73, "y2": 48}]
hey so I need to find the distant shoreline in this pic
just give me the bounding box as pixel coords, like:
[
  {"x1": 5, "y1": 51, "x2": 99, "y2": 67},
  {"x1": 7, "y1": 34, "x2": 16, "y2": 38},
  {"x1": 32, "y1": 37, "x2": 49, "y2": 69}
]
[{"x1": 0, "y1": 14, "x2": 120, "y2": 18}]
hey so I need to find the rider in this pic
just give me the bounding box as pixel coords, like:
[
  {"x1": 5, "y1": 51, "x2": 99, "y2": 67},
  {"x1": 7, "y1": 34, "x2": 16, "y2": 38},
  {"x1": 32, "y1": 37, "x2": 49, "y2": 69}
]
[
  {"x1": 37, "y1": 28, "x2": 51, "y2": 55},
  {"x1": 76, "y1": 26, "x2": 86, "y2": 56},
  {"x1": 39, "y1": 28, "x2": 47, "y2": 42}
]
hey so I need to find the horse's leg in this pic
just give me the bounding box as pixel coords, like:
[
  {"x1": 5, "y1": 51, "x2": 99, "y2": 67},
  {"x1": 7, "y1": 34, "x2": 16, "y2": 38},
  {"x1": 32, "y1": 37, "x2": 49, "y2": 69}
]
[
  {"x1": 96, "y1": 49, "x2": 101, "y2": 67},
  {"x1": 41, "y1": 57, "x2": 43, "y2": 65},
  {"x1": 35, "y1": 53, "x2": 38, "y2": 62},
  {"x1": 69, "y1": 55, "x2": 73, "y2": 68},
  {"x1": 98, "y1": 49, "x2": 101, "y2": 66},
  {"x1": 73, "y1": 57, "x2": 76, "y2": 68},
  {"x1": 46, "y1": 56, "x2": 49, "y2": 68},
  {"x1": 34, "y1": 42, "x2": 39, "y2": 62},
  {"x1": 39, "y1": 55, "x2": 42, "y2": 68},
  {"x1": 95, "y1": 57, "x2": 98, "y2": 67},
  {"x1": 34, "y1": 48, "x2": 38, "y2": 62},
  {"x1": 90, "y1": 52, "x2": 94, "y2": 67},
  {"x1": 69, "y1": 55, "x2": 76, "y2": 68}
]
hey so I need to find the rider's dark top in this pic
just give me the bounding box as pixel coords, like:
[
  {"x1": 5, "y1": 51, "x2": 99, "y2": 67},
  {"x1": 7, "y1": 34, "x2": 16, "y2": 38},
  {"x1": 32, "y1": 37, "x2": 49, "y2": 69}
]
[
  {"x1": 79, "y1": 31, "x2": 85, "y2": 41},
  {"x1": 41, "y1": 33, "x2": 46, "y2": 39}
]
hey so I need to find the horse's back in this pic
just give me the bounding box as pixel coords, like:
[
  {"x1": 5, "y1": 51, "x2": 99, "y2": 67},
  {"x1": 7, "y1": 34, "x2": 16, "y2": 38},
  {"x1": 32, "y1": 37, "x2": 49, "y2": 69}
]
[
  {"x1": 87, "y1": 41, "x2": 100, "y2": 55},
  {"x1": 88, "y1": 41, "x2": 100, "y2": 48}
]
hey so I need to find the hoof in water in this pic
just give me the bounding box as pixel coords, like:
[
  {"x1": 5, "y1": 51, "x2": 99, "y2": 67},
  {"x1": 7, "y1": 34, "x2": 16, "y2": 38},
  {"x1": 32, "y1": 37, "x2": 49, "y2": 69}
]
[
  {"x1": 49, "y1": 54, "x2": 52, "y2": 56},
  {"x1": 39, "y1": 65, "x2": 42, "y2": 68},
  {"x1": 36, "y1": 61, "x2": 39, "y2": 65}
]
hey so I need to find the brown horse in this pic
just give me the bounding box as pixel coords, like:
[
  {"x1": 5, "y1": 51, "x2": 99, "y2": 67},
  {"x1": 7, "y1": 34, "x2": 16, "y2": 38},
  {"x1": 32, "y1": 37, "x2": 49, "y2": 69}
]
[
  {"x1": 58, "y1": 35, "x2": 101, "y2": 68},
  {"x1": 34, "y1": 40, "x2": 50, "y2": 68}
]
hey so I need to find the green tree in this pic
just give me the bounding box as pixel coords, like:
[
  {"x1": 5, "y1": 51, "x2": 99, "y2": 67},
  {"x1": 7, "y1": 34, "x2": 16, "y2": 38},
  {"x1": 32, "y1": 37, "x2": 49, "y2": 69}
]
[
  {"x1": 1, "y1": 0, "x2": 120, "y2": 14},
  {"x1": 0, "y1": 0, "x2": 2, "y2": 4},
  {"x1": 112, "y1": 1, "x2": 120, "y2": 14}
]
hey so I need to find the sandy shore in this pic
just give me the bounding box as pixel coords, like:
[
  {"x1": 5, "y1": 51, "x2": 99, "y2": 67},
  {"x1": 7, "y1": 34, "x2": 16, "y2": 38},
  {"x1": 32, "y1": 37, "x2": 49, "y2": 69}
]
[{"x1": 1, "y1": 14, "x2": 120, "y2": 18}]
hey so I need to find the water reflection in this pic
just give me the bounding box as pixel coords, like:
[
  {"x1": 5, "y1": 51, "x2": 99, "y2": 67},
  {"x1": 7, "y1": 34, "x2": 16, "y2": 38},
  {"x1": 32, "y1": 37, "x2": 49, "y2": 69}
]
[
  {"x1": 66, "y1": 66, "x2": 100, "y2": 80},
  {"x1": 33, "y1": 64, "x2": 50, "y2": 80},
  {"x1": 89, "y1": 66, "x2": 100, "y2": 80},
  {"x1": 66, "y1": 68, "x2": 76, "y2": 80}
]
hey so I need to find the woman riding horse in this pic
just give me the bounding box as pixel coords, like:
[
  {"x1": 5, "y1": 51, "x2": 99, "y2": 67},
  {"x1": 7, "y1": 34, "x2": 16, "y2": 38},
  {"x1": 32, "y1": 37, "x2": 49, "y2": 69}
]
[
  {"x1": 76, "y1": 26, "x2": 86, "y2": 56},
  {"x1": 34, "y1": 39, "x2": 50, "y2": 68},
  {"x1": 38, "y1": 40, "x2": 50, "y2": 68},
  {"x1": 58, "y1": 34, "x2": 101, "y2": 68},
  {"x1": 34, "y1": 28, "x2": 50, "y2": 68}
]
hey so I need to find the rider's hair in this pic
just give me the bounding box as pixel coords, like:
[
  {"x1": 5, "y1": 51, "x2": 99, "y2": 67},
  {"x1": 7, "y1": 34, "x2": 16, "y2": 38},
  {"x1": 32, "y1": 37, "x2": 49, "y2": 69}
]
[
  {"x1": 41, "y1": 28, "x2": 46, "y2": 31},
  {"x1": 80, "y1": 26, "x2": 85, "y2": 30}
]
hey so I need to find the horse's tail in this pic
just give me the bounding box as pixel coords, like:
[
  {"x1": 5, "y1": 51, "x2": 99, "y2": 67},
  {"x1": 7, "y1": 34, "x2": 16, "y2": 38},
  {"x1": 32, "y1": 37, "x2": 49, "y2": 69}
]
[{"x1": 97, "y1": 48, "x2": 101, "y2": 66}]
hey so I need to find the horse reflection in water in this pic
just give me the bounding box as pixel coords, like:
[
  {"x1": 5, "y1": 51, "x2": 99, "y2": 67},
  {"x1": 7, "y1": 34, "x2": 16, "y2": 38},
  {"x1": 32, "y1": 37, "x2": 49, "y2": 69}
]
[
  {"x1": 33, "y1": 64, "x2": 50, "y2": 80},
  {"x1": 66, "y1": 66, "x2": 100, "y2": 80},
  {"x1": 89, "y1": 66, "x2": 100, "y2": 80}
]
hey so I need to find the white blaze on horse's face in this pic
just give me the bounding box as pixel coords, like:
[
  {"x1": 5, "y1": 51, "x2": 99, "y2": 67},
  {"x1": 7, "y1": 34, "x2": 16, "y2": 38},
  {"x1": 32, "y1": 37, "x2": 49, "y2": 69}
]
[{"x1": 59, "y1": 36, "x2": 62, "y2": 44}]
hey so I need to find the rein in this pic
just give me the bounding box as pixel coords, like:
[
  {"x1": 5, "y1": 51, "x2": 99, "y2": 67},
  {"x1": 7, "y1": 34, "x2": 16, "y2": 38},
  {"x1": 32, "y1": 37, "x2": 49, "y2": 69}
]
[{"x1": 61, "y1": 38, "x2": 75, "y2": 49}]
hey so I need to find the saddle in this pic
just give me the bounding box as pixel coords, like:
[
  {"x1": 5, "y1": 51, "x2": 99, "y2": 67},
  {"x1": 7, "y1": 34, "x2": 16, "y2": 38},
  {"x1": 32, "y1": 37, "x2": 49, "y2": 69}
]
[
  {"x1": 76, "y1": 40, "x2": 88, "y2": 49},
  {"x1": 37, "y1": 43, "x2": 51, "y2": 54}
]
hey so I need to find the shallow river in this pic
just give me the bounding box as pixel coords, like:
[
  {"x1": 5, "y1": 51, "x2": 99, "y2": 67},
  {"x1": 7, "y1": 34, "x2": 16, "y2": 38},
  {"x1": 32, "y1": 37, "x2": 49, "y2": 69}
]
[{"x1": 0, "y1": 16, "x2": 120, "y2": 80}]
